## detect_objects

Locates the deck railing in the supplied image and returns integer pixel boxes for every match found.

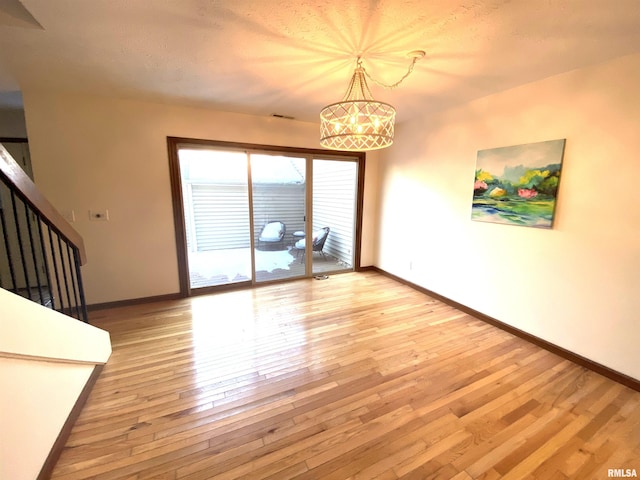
[0,144,88,322]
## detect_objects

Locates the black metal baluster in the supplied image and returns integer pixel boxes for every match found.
[0,202,18,292]
[47,227,65,313]
[65,242,81,320]
[57,233,73,314]
[72,247,89,322]
[10,191,32,300]
[25,208,45,305]
[37,219,55,310]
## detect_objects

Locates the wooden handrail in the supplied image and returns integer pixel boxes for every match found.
[0,144,86,264]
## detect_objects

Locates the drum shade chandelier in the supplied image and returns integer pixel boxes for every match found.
[320,51,425,151]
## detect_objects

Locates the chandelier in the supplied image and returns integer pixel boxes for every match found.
[320,51,424,151]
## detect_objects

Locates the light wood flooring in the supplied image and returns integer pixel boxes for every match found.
[51,271,640,479]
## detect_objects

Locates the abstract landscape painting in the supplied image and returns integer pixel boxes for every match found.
[471,139,566,228]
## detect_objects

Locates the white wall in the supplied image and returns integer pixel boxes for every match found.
[0,289,111,480]
[377,53,640,381]
[22,93,377,304]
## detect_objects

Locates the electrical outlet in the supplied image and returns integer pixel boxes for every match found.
[89,209,109,221]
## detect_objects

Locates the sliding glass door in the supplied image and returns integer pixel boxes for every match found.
[169,138,364,295]
[312,159,358,275]
[178,148,252,289]
[251,153,306,282]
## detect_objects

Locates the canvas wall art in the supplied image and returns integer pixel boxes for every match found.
[471,139,566,228]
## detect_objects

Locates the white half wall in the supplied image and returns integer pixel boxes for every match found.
[377,53,640,381]
[0,288,111,362]
[0,289,111,480]
[21,93,377,304]
[0,358,95,480]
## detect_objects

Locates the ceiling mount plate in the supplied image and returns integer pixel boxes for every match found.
[407,50,426,59]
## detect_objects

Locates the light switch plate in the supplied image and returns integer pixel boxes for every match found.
[64,210,76,223]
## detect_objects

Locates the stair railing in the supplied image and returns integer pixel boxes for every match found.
[0,144,88,322]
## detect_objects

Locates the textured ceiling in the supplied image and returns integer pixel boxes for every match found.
[1,0,639,122]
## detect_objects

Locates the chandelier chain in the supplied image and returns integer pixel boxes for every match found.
[360,56,420,90]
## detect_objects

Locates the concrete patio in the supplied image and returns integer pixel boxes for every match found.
[188,246,351,288]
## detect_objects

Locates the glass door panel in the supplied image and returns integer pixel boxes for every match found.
[312,159,357,275]
[178,148,252,289]
[250,154,306,282]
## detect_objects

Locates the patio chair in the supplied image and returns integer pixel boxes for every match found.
[294,227,330,260]
[258,221,286,250]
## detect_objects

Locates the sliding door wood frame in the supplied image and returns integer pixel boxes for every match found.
[167,136,366,297]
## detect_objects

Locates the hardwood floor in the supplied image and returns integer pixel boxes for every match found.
[51,272,640,479]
